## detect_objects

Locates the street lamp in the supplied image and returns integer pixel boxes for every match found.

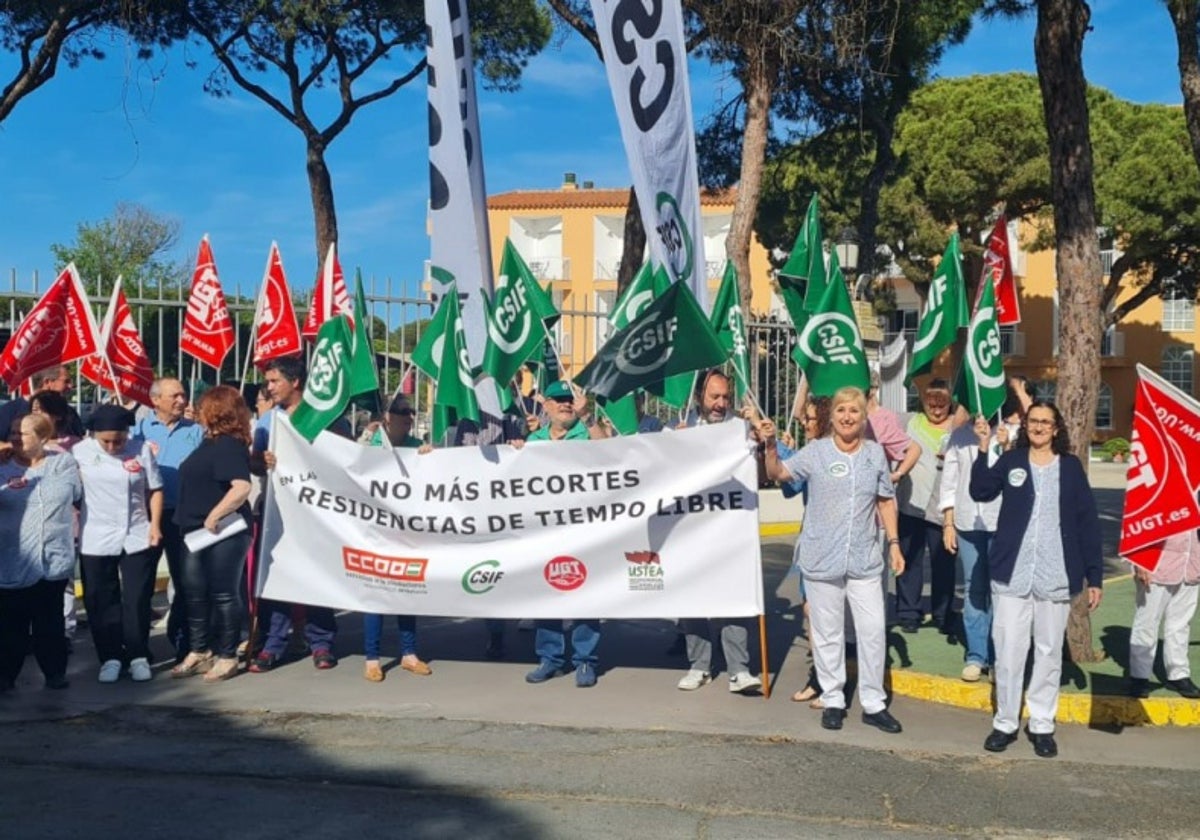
[835,226,859,275]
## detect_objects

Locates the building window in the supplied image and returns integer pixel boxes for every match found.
[1095,382,1113,430]
[1162,346,1195,393]
[1162,292,1196,333]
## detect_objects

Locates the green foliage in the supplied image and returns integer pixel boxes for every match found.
[759,72,1200,317]
[50,202,186,297]
[1100,436,1130,457]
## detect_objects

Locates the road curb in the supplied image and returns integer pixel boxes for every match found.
[888,668,1200,727]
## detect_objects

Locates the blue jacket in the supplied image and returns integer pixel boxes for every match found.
[969,448,1103,596]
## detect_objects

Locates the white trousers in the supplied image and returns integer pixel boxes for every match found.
[1129,581,1199,681]
[991,591,1070,735]
[807,576,888,714]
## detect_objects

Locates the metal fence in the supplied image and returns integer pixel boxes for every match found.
[2,268,804,438]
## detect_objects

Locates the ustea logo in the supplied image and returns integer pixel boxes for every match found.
[343,547,427,583]
[544,555,587,591]
[625,550,663,592]
[462,560,505,594]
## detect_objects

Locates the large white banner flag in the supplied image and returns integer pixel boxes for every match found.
[425,0,494,371]
[259,418,763,618]
[591,0,708,310]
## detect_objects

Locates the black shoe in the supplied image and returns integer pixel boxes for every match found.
[44,674,69,690]
[484,634,505,660]
[1028,730,1058,758]
[861,709,902,734]
[1128,678,1151,698]
[820,707,846,730]
[1164,677,1200,699]
[983,728,1018,752]
[899,621,919,634]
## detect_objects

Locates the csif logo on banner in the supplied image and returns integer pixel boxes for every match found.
[462,560,505,594]
[797,313,862,367]
[488,278,531,353]
[654,191,694,284]
[304,335,347,412]
[615,313,677,375]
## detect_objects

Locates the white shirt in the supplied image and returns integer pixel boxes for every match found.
[939,423,1002,532]
[76,437,163,556]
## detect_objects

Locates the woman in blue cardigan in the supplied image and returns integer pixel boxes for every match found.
[969,400,1103,758]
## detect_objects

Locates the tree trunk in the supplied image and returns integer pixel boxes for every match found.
[616,187,646,301]
[858,120,896,286]
[1034,0,1106,663]
[0,12,72,124]
[1168,0,1200,177]
[307,136,339,269]
[726,53,773,316]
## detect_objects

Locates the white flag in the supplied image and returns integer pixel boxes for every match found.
[590,0,708,310]
[425,0,494,369]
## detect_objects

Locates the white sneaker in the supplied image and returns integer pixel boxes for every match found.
[961,663,983,682]
[98,659,122,683]
[729,672,762,694]
[129,657,152,682]
[677,669,711,691]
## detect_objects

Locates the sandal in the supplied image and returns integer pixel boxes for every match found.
[400,656,432,676]
[203,657,239,683]
[791,686,819,703]
[170,652,212,679]
[364,660,385,683]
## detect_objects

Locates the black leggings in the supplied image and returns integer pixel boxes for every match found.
[183,532,251,659]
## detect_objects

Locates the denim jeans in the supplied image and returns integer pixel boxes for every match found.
[957,529,994,667]
[258,600,337,657]
[362,614,417,659]
[534,620,599,668]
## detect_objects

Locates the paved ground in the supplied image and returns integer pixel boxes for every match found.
[4,460,1199,838]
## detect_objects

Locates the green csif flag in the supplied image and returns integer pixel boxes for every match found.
[778,192,827,331]
[597,264,660,435]
[410,285,480,441]
[907,232,969,384]
[954,270,1007,418]
[291,314,377,443]
[793,248,870,397]
[642,266,695,409]
[709,260,750,401]
[482,239,560,387]
[350,269,381,415]
[575,280,725,404]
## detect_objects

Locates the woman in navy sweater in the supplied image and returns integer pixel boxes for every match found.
[969,400,1103,758]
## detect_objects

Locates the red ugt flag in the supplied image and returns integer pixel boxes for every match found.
[302,243,352,339]
[252,242,302,367]
[180,235,235,370]
[81,282,156,406]
[980,215,1021,326]
[1119,364,1200,571]
[0,263,101,390]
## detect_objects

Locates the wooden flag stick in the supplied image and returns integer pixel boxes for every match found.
[759,614,771,700]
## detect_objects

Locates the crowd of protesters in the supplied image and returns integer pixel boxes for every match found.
[0,362,1196,761]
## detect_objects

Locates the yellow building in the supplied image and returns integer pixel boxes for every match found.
[889,219,1199,443]
[486,175,776,375]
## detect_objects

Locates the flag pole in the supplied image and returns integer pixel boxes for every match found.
[758,614,770,700]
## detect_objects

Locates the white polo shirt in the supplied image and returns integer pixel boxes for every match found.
[76,437,163,556]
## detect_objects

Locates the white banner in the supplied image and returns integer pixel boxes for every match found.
[591,0,708,310]
[425,0,495,372]
[259,418,763,618]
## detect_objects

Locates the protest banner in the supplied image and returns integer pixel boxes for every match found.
[258,417,763,619]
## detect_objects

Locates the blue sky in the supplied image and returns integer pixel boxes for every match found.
[0,1,1182,302]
